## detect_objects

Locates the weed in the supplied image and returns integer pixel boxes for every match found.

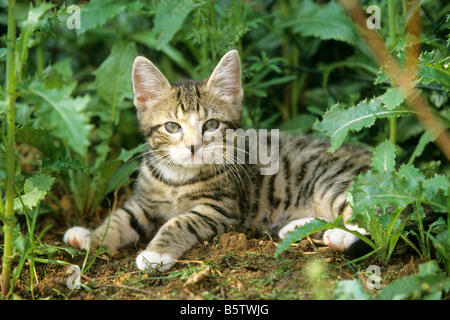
[1,0,449,300]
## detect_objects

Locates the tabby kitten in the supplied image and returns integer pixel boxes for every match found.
[64,50,371,271]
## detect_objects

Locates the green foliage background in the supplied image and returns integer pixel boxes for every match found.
[0,0,449,299]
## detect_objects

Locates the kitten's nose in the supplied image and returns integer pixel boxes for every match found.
[187,144,201,155]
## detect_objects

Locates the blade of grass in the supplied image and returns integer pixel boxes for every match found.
[8,193,47,298]
[82,199,113,274]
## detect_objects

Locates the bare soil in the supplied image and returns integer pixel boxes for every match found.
[3,209,422,301]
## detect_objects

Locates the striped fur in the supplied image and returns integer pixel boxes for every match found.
[64,50,371,271]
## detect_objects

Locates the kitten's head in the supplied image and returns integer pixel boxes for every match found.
[132,50,243,169]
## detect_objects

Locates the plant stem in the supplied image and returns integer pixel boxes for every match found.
[2,0,17,299]
[389,116,397,145]
[232,0,244,58]
[36,43,45,75]
[290,47,303,118]
[383,207,403,261]
[280,0,292,121]
[209,0,217,63]
[35,0,44,74]
[387,0,396,49]
[387,0,397,144]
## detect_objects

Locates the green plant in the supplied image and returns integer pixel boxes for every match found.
[275,0,450,298]
[1,0,449,300]
[276,0,450,267]
[348,140,449,263]
[0,1,139,297]
[1,0,57,298]
[333,260,450,300]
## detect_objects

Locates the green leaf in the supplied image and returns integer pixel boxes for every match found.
[16,123,62,159]
[154,0,198,49]
[375,261,450,300]
[427,231,450,272]
[33,244,80,257]
[349,145,449,230]
[418,51,450,91]
[351,170,446,219]
[13,174,55,211]
[131,30,194,74]
[41,58,74,89]
[279,113,316,134]
[0,48,6,62]
[42,159,89,173]
[18,2,54,30]
[74,0,126,35]
[91,41,137,168]
[16,2,54,77]
[102,144,146,196]
[368,212,384,246]
[422,175,450,210]
[382,87,406,110]
[103,160,140,197]
[116,144,147,163]
[253,75,297,88]
[408,130,435,164]
[423,174,450,195]
[275,217,344,257]
[313,98,410,152]
[371,140,396,173]
[25,79,92,157]
[335,261,450,300]
[332,280,371,300]
[94,41,137,109]
[398,164,426,192]
[289,0,360,45]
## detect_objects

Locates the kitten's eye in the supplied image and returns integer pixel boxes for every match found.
[203,119,219,131]
[165,122,181,133]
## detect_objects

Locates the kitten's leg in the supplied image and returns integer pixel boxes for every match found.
[64,197,154,252]
[136,204,233,271]
[278,217,315,239]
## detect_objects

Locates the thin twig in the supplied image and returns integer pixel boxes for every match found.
[306,236,329,268]
[177,259,205,266]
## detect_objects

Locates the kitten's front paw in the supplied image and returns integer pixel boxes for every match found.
[323,229,359,252]
[278,217,314,239]
[136,251,176,272]
[64,227,91,250]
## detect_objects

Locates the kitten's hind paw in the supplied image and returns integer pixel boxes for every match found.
[136,251,176,272]
[64,227,91,251]
[323,229,359,252]
[324,229,373,257]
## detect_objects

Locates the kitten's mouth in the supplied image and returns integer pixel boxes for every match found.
[187,154,203,166]
[172,153,204,167]
[170,146,224,168]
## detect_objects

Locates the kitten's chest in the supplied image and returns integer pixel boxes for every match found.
[145,182,203,217]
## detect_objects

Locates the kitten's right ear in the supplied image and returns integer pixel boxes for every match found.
[132,56,170,111]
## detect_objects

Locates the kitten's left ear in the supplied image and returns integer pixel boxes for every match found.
[206,50,243,105]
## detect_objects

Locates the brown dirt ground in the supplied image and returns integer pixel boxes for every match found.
[2,208,423,300]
